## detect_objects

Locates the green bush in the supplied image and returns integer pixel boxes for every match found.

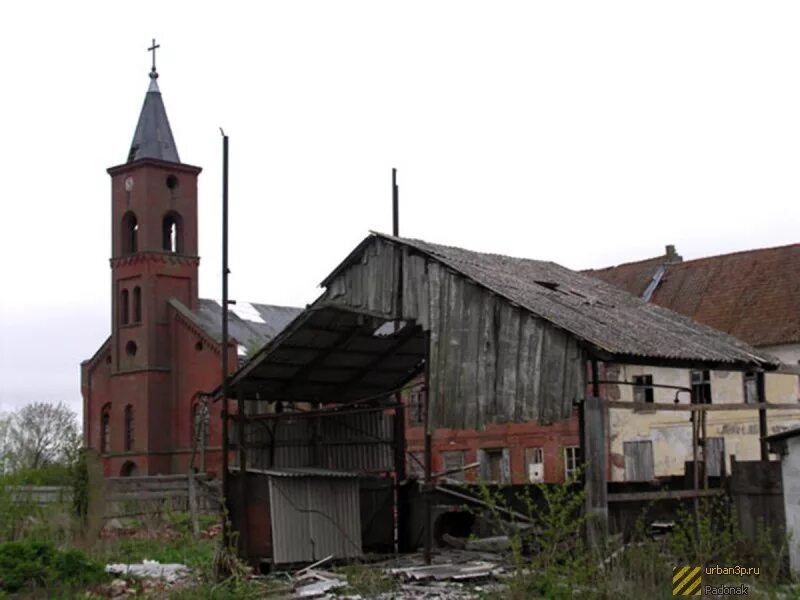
[0,540,107,593]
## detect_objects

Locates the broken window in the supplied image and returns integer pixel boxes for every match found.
[743,371,761,404]
[441,450,466,482]
[525,447,545,483]
[162,212,182,253]
[132,286,142,323]
[633,374,654,404]
[192,402,210,448]
[623,440,654,481]
[691,370,712,404]
[101,405,111,453]
[120,289,129,326]
[563,446,579,481]
[478,448,510,484]
[124,405,134,451]
[408,389,425,426]
[122,212,138,254]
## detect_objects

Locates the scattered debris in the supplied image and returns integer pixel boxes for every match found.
[105,559,191,584]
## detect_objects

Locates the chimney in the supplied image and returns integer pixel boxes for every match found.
[665,244,683,263]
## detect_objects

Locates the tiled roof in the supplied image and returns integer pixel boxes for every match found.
[586,243,800,347]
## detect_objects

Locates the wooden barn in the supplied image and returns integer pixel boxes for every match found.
[218,232,779,566]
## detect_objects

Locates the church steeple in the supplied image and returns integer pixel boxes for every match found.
[127,39,180,164]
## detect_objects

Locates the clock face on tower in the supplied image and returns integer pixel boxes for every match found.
[124,177,134,192]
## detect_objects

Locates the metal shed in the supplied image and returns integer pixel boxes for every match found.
[232,467,362,565]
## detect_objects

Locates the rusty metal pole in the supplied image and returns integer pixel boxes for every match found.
[220,130,231,544]
[423,330,433,565]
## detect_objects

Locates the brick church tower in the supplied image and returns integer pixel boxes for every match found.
[81,49,301,477]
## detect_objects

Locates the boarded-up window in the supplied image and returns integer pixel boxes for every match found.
[624,441,654,481]
[408,451,425,479]
[478,448,510,484]
[705,437,725,477]
[563,446,579,480]
[525,447,544,483]
[441,450,466,482]
[743,372,761,405]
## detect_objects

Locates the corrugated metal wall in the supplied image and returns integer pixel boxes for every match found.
[243,408,394,473]
[269,475,362,563]
[324,237,585,430]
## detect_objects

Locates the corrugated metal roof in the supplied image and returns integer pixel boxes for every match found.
[127,73,180,163]
[324,233,778,368]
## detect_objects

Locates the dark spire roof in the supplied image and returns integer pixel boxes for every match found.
[127,69,180,164]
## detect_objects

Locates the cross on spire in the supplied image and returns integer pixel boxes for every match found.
[148,38,160,79]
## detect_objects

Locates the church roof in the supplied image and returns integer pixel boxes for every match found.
[127,73,180,163]
[189,299,302,360]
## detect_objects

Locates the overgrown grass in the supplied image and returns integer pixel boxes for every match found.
[337,563,397,596]
[469,472,794,600]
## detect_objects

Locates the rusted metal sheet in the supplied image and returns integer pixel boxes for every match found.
[267,470,362,564]
[323,237,586,429]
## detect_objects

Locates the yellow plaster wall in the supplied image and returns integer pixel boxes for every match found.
[608,355,800,482]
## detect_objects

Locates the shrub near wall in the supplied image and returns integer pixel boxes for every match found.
[0,540,108,594]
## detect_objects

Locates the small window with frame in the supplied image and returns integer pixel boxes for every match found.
[633,374,654,409]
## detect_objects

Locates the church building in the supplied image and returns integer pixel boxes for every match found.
[80,59,299,477]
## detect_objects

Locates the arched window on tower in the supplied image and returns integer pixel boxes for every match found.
[101,404,111,453]
[133,287,142,323]
[162,212,183,253]
[120,289,129,325]
[122,212,138,254]
[124,404,134,451]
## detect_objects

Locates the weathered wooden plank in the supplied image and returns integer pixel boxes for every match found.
[608,488,724,503]
[527,319,545,423]
[495,303,519,423]
[477,292,497,429]
[427,262,442,432]
[539,325,566,424]
[606,401,800,412]
[583,396,608,546]
[460,280,481,430]
[448,275,467,430]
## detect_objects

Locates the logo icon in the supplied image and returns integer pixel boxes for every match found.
[673,566,702,596]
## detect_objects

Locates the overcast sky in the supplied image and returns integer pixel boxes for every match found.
[1,1,799,417]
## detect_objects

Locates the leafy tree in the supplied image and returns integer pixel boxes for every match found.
[3,402,80,472]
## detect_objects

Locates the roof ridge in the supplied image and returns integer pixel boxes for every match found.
[581,254,667,273]
[674,241,800,267]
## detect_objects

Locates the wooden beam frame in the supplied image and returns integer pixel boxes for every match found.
[605,400,800,412]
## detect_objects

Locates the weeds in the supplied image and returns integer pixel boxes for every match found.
[468,473,793,599]
[338,564,397,596]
